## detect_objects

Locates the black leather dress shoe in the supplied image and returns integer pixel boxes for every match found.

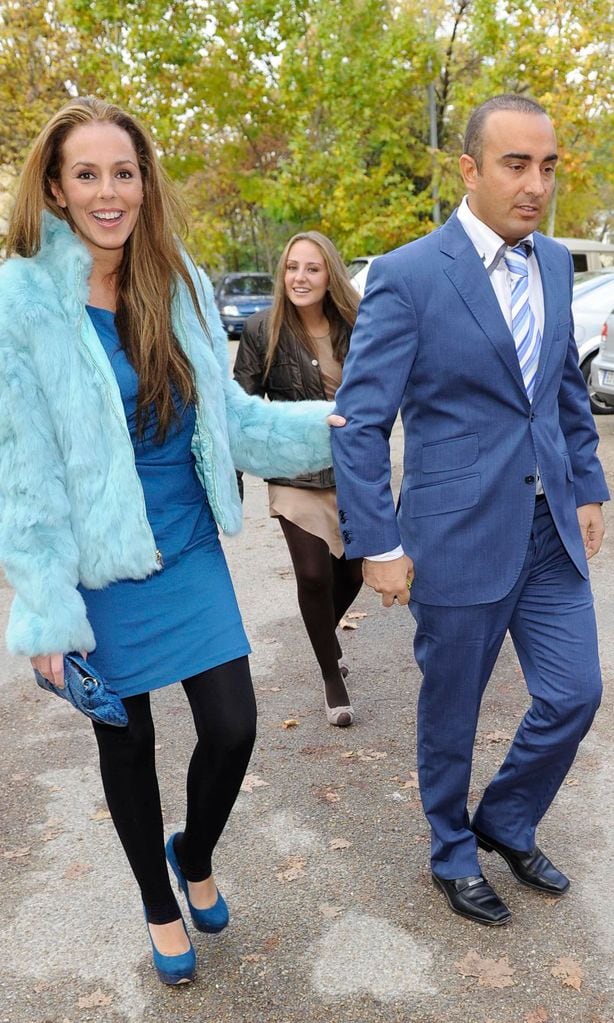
[432,873,511,926]
[473,825,570,895]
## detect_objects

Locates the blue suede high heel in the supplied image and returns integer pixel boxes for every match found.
[165,832,229,934]
[144,909,196,985]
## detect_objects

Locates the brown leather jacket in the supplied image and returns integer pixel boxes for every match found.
[234,309,347,488]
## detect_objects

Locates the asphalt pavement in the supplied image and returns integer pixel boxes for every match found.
[0,378,612,1023]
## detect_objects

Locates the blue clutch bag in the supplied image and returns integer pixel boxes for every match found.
[34,652,128,728]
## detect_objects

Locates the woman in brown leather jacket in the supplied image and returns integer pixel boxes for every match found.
[234,231,362,726]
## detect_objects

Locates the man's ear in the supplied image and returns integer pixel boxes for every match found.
[49,180,67,208]
[459,154,478,191]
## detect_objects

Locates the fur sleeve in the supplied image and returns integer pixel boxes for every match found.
[192,266,335,477]
[0,345,95,656]
[223,377,334,477]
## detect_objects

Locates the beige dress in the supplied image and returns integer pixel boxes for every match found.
[268,334,344,558]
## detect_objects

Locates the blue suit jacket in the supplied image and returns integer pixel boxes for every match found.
[332,211,610,606]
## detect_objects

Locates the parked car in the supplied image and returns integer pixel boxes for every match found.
[572,270,614,414]
[214,272,274,339]
[556,237,614,273]
[347,255,379,297]
[588,305,614,410]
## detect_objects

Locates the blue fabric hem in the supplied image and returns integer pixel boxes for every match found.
[117,642,252,698]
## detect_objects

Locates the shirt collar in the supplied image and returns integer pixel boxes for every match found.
[457,196,534,272]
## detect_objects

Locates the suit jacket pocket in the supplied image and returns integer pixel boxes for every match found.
[421,433,479,473]
[408,474,480,518]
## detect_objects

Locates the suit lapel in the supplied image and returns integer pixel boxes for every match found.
[440,214,528,401]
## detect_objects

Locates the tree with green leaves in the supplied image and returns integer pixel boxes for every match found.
[1,0,612,266]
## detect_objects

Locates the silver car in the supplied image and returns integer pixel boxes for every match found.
[589,305,614,410]
[572,270,614,414]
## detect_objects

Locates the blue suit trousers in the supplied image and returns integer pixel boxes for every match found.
[410,497,602,878]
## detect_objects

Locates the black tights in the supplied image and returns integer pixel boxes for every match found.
[278,517,363,703]
[92,656,256,924]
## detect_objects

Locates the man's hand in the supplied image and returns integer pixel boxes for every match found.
[577,503,605,559]
[363,555,414,607]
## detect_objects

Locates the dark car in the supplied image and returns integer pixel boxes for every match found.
[214,272,274,339]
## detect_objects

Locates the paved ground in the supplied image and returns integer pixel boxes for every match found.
[0,374,612,1023]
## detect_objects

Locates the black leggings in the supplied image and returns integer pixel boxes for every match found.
[92,656,256,924]
[278,516,363,685]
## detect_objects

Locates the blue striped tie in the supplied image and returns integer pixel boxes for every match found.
[504,243,541,401]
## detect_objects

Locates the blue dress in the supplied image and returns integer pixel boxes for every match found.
[78,307,250,697]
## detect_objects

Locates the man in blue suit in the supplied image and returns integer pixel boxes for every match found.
[332,95,609,926]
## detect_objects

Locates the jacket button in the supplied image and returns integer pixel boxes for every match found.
[339,511,347,523]
[524,475,535,484]
[343,529,352,543]
[311,358,319,366]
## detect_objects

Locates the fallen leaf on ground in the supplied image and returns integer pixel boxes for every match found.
[329,838,351,850]
[282,718,299,729]
[565,777,580,787]
[339,617,358,630]
[315,786,341,804]
[90,807,112,822]
[257,685,281,693]
[484,730,512,744]
[392,772,419,789]
[3,846,31,860]
[241,773,269,793]
[64,862,93,880]
[276,855,306,882]
[358,749,388,761]
[455,949,515,989]
[524,1009,551,1023]
[319,903,343,918]
[345,611,368,620]
[551,957,583,990]
[77,989,113,1008]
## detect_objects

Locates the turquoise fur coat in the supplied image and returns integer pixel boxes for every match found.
[0,214,334,657]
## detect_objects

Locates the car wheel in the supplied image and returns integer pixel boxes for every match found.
[581,355,614,415]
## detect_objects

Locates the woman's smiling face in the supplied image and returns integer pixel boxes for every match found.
[284,239,330,312]
[51,121,144,262]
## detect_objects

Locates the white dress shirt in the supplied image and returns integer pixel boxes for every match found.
[369,197,544,562]
[456,195,544,339]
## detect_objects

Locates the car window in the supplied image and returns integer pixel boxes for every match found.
[222,275,273,296]
[572,253,588,273]
[346,259,369,281]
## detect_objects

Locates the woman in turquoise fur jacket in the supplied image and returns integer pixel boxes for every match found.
[0,97,343,985]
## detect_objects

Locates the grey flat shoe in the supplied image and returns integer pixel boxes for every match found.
[324,691,354,727]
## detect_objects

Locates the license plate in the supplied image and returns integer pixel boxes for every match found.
[604,371,614,385]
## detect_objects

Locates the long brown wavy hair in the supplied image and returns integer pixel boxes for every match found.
[264,231,359,377]
[7,96,201,441]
